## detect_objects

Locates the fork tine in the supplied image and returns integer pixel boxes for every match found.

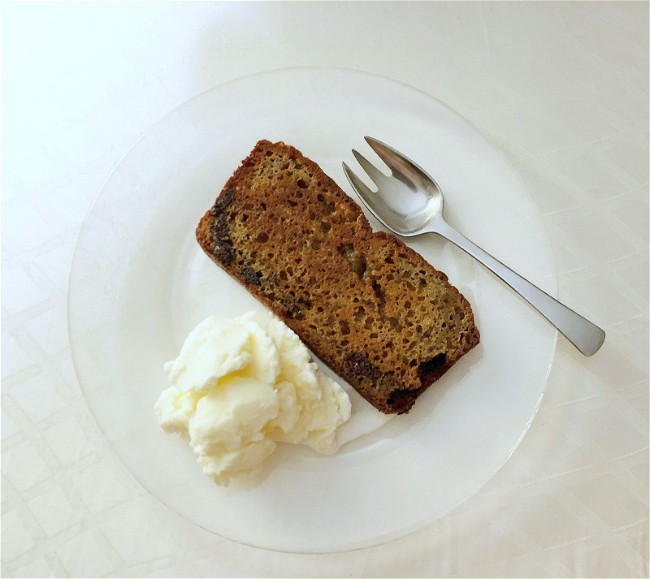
[364,136,421,188]
[342,162,390,228]
[364,136,404,169]
[352,149,389,186]
[342,162,375,199]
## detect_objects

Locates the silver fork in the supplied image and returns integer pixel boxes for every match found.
[343,137,605,357]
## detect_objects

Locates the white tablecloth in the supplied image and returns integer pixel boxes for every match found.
[2,2,648,577]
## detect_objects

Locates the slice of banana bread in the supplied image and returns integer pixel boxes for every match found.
[196,140,479,414]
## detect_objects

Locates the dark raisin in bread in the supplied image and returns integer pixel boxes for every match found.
[196,140,480,414]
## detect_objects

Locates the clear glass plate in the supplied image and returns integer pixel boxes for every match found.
[68,68,557,553]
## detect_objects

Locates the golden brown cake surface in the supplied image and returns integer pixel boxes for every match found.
[196,140,480,414]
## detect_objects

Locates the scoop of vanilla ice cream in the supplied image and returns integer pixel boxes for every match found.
[155,311,351,485]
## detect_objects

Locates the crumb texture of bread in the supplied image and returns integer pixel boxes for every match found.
[196,140,480,414]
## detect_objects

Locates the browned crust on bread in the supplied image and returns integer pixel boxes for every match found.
[197,140,479,414]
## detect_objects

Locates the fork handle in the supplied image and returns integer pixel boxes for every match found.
[432,217,605,356]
